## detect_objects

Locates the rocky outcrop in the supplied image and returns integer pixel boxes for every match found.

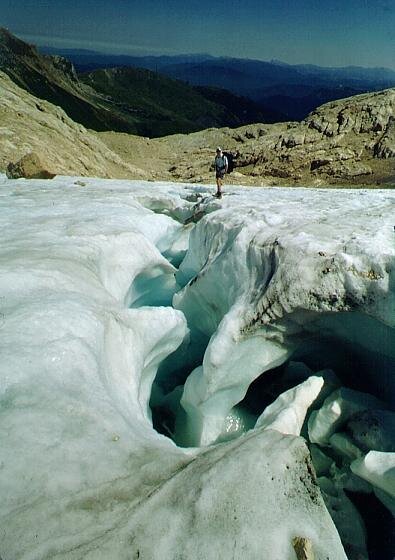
[374,116,395,159]
[234,88,395,183]
[0,28,84,95]
[293,537,315,560]
[6,152,56,179]
[131,88,394,186]
[48,54,79,83]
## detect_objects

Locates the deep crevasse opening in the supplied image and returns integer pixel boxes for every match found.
[136,198,395,560]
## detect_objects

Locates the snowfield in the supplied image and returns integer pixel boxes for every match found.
[0,174,394,560]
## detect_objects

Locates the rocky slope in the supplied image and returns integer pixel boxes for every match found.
[0,27,123,132]
[228,87,395,186]
[0,71,147,179]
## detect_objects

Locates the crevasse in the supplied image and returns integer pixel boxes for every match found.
[1,176,394,560]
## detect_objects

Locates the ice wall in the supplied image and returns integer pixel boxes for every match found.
[174,187,395,446]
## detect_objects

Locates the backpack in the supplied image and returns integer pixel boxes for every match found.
[223,151,235,173]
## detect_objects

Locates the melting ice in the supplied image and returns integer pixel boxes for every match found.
[0,174,394,560]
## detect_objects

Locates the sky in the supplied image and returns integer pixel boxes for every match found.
[1,0,395,69]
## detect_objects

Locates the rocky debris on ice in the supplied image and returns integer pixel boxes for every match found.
[292,536,315,560]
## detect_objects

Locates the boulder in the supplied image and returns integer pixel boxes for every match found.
[292,537,315,560]
[6,152,56,179]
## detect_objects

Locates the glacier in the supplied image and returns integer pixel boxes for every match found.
[0,174,394,560]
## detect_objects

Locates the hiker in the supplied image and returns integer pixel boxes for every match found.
[214,147,228,198]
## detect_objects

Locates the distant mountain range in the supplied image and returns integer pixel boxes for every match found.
[3,28,395,136]
[40,46,395,121]
[0,29,276,137]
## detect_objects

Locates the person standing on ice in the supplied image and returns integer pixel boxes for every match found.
[214,147,228,198]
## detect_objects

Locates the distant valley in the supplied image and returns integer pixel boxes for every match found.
[0,29,275,137]
[41,46,395,122]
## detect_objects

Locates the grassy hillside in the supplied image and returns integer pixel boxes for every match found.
[80,67,270,136]
[80,67,226,136]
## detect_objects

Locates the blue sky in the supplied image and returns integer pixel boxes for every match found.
[1,0,394,69]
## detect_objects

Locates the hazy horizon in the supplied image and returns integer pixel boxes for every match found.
[9,33,394,73]
[1,0,395,70]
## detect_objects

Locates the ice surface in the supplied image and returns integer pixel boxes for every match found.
[107,429,347,560]
[178,336,291,446]
[351,450,395,516]
[0,174,394,558]
[321,489,368,560]
[217,404,256,442]
[308,388,385,445]
[310,445,334,476]
[346,409,395,452]
[0,182,195,559]
[255,376,324,435]
[351,451,395,500]
[329,432,363,461]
